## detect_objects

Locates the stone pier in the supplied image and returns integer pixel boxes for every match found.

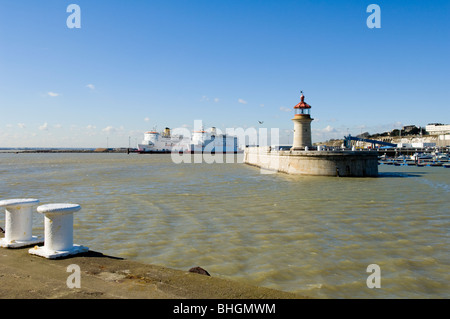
[244,147,379,177]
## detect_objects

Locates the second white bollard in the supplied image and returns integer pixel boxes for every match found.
[29,203,88,259]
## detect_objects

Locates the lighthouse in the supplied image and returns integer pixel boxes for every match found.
[244,91,378,177]
[291,91,313,150]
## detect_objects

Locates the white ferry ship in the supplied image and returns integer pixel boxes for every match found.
[137,127,241,153]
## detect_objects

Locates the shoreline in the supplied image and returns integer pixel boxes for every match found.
[0,148,132,154]
[0,235,305,299]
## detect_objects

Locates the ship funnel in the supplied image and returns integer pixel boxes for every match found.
[163,127,171,137]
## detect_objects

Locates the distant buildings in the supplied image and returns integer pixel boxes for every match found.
[425,123,450,135]
[317,123,450,148]
[425,123,450,147]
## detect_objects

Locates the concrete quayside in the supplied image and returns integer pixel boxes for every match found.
[0,233,303,299]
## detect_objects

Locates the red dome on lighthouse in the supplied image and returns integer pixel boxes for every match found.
[293,91,311,109]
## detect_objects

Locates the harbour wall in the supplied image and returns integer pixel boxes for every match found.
[244,147,379,177]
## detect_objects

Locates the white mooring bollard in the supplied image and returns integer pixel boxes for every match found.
[0,198,43,248]
[28,203,88,259]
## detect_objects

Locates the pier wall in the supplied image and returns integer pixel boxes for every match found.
[244,147,378,177]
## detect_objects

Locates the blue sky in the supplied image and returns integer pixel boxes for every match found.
[0,0,449,147]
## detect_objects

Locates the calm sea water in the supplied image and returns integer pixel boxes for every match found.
[0,152,449,298]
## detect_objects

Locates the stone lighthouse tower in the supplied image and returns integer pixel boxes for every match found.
[291,91,313,150]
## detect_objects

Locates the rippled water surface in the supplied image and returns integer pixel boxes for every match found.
[1,153,449,298]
